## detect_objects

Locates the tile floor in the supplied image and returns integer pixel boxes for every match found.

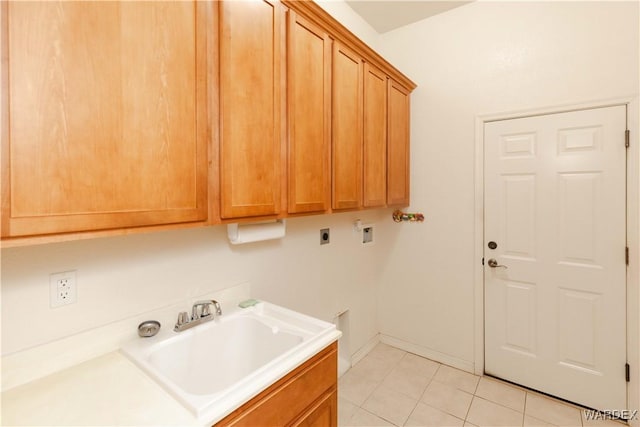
[338,343,625,427]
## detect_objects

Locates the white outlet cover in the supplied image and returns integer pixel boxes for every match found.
[50,270,77,308]
[362,225,375,245]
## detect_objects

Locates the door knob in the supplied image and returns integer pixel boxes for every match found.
[487,258,507,268]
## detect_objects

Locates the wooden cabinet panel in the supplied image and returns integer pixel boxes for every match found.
[332,42,363,210]
[219,0,284,219]
[291,389,337,427]
[2,1,208,237]
[363,62,388,208]
[387,79,410,206]
[287,12,331,214]
[2,0,415,244]
[215,342,337,427]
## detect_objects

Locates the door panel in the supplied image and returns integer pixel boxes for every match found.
[387,80,410,206]
[557,288,600,371]
[504,281,537,356]
[558,172,601,264]
[3,1,208,236]
[287,12,331,214]
[363,62,387,208]
[484,105,627,410]
[503,175,536,258]
[332,42,362,210]
[219,0,283,219]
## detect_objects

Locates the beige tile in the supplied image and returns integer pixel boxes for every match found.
[345,408,395,427]
[421,380,473,419]
[466,396,524,427]
[464,423,481,427]
[350,353,398,383]
[368,343,407,364]
[475,377,526,412]
[362,384,418,426]
[381,364,432,400]
[405,403,464,427]
[397,353,440,379]
[525,393,582,427]
[339,370,380,406]
[433,365,480,394]
[338,397,359,426]
[523,415,554,426]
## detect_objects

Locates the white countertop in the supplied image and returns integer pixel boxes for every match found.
[1,351,200,427]
[1,286,341,427]
[1,335,341,427]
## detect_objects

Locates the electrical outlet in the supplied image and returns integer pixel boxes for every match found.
[50,271,77,308]
[320,228,330,245]
[362,225,374,245]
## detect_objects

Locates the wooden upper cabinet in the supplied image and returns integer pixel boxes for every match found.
[1,1,209,238]
[2,0,416,244]
[287,11,331,214]
[387,79,411,206]
[219,0,284,219]
[331,42,363,211]
[363,62,388,208]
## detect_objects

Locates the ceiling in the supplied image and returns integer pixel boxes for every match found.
[345,1,473,33]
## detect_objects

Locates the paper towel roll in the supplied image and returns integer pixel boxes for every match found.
[227,220,286,244]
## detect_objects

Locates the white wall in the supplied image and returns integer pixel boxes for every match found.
[1,211,390,356]
[316,0,380,49]
[3,0,639,398]
[376,0,639,368]
[0,3,383,361]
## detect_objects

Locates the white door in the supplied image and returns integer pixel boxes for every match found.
[484,105,627,410]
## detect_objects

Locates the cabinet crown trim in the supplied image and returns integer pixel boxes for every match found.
[282,0,417,91]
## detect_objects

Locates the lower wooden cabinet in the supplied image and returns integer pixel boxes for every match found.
[214,342,338,427]
[290,388,337,427]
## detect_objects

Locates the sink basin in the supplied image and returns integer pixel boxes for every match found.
[148,315,303,396]
[121,301,340,424]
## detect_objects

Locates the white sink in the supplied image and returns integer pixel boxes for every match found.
[147,315,304,396]
[121,301,341,424]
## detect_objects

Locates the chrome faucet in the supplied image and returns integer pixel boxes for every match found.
[194,299,222,317]
[174,300,222,332]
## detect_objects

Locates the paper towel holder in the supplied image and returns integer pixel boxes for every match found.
[227,219,286,245]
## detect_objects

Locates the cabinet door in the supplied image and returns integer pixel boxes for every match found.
[363,63,388,208]
[215,343,337,427]
[1,1,208,237]
[387,79,410,206]
[219,0,284,219]
[287,12,331,214]
[331,42,363,211]
[290,389,337,427]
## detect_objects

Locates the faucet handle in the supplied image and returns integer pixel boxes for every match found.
[192,300,222,317]
[174,311,189,331]
[178,311,189,324]
[212,300,222,316]
[201,304,211,317]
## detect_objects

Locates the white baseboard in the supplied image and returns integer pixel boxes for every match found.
[350,333,380,366]
[379,334,475,374]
